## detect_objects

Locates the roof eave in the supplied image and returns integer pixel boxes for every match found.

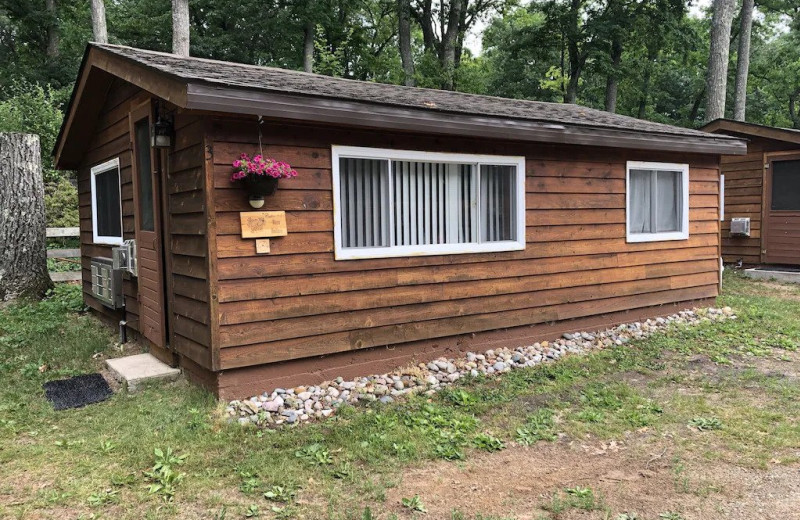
[701,118,800,146]
[187,84,747,156]
[54,44,191,170]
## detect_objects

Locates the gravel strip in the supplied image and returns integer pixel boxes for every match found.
[227,306,735,427]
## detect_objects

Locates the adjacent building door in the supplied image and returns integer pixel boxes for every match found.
[764,154,800,265]
[130,101,168,348]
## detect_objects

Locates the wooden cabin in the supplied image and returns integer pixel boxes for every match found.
[54,44,746,399]
[702,119,800,266]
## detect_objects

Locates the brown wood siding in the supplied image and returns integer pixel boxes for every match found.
[207,118,722,371]
[165,113,213,368]
[77,79,212,369]
[77,79,144,330]
[718,136,800,264]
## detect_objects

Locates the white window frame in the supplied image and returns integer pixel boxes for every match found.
[625,161,690,243]
[90,157,123,245]
[332,145,526,260]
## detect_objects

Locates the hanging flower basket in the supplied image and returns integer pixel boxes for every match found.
[231,153,298,208]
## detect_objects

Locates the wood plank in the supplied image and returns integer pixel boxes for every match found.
[46,227,80,238]
[217,236,719,300]
[218,284,720,368]
[47,248,81,258]
[218,258,721,326]
[50,271,82,282]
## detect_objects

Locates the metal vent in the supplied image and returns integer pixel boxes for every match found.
[730,217,751,238]
[90,257,124,309]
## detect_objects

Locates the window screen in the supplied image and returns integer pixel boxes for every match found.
[335,149,524,259]
[627,163,687,242]
[91,160,122,242]
[134,119,155,231]
[771,159,800,211]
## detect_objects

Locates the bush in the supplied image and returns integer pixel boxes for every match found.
[44,177,79,228]
[0,81,69,183]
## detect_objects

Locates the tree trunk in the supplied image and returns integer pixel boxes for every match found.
[0,134,53,301]
[705,0,736,122]
[564,0,583,104]
[303,19,314,73]
[441,0,464,90]
[172,0,190,57]
[733,0,754,121]
[416,0,436,55]
[398,0,415,86]
[790,87,800,130]
[604,35,623,112]
[45,0,59,58]
[91,0,108,44]
[637,44,658,119]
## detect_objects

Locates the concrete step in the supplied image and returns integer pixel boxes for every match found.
[105,353,180,391]
[744,267,800,284]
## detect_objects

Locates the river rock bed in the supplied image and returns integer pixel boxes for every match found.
[226,306,736,427]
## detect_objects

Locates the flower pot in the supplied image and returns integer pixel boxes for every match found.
[243,175,279,197]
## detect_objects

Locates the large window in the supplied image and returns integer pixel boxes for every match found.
[626,161,689,243]
[332,146,526,260]
[90,158,123,245]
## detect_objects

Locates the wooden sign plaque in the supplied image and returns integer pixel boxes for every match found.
[240,211,288,238]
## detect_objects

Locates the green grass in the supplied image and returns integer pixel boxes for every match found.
[1,272,800,518]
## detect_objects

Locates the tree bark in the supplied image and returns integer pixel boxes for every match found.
[303,19,314,73]
[91,0,108,44]
[0,134,53,301]
[441,0,464,90]
[733,0,754,121]
[705,0,736,122]
[45,0,59,58]
[564,0,584,104]
[398,0,415,86]
[172,0,190,57]
[604,35,622,112]
[637,43,659,119]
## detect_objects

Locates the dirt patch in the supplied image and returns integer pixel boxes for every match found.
[387,435,800,519]
[750,281,800,301]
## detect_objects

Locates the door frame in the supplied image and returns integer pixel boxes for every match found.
[129,99,170,350]
[762,151,800,264]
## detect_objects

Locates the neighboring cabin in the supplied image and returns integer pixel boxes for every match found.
[702,119,800,266]
[54,44,746,399]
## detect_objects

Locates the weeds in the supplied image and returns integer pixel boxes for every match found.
[142,447,186,501]
[688,417,723,431]
[401,495,427,513]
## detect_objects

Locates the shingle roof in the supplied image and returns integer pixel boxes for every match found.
[93,43,733,143]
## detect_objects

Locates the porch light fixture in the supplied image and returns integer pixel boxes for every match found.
[151,114,173,148]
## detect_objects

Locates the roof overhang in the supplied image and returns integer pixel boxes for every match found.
[55,45,747,169]
[54,46,189,169]
[701,119,800,146]
[186,83,747,156]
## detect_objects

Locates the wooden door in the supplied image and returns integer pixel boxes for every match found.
[130,101,168,347]
[764,153,800,265]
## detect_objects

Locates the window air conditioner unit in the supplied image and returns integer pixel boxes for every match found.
[730,217,751,238]
[90,257,124,309]
[113,239,138,277]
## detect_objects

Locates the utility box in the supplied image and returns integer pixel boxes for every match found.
[90,257,124,309]
[113,239,138,277]
[730,217,751,238]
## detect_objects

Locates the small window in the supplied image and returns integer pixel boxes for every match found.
[133,119,155,231]
[771,159,800,211]
[332,146,526,260]
[626,161,689,243]
[90,158,123,245]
